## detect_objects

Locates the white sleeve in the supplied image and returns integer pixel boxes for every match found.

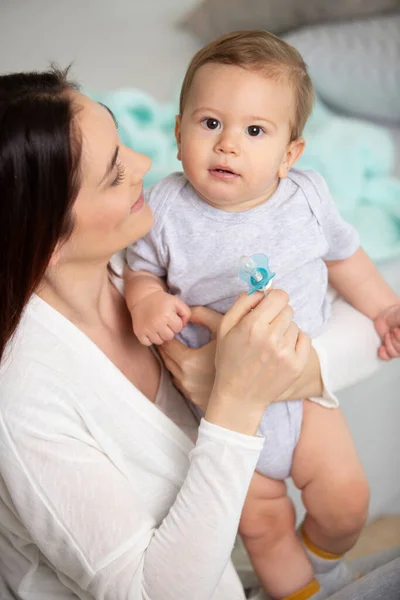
[311,296,383,406]
[304,171,360,261]
[0,399,263,600]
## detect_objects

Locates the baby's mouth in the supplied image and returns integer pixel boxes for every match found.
[209,167,240,179]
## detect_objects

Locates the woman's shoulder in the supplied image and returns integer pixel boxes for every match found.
[0,297,88,420]
[0,314,76,426]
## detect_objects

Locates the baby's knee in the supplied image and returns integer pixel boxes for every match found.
[239,494,295,548]
[320,476,370,536]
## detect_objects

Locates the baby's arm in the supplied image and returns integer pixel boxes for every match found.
[303,170,400,360]
[326,247,398,319]
[326,248,400,359]
[124,266,191,346]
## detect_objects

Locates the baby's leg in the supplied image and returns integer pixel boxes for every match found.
[292,401,370,594]
[239,472,321,599]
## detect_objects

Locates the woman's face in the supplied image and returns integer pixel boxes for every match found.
[60,92,152,263]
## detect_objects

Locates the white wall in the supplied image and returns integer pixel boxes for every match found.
[0,0,200,99]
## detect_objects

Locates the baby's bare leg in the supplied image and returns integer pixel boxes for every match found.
[292,401,369,552]
[239,472,316,598]
[291,401,370,592]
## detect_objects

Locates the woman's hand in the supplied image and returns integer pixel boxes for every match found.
[158,306,221,411]
[206,290,311,435]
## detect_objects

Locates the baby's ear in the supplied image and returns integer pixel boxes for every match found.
[174,115,182,161]
[278,138,305,178]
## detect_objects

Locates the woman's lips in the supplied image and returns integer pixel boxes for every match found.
[130,191,144,213]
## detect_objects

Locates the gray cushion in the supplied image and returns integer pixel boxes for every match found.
[181,0,400,41]
[284,15,400,122]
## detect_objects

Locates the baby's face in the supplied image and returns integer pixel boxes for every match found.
[177,63,300,212]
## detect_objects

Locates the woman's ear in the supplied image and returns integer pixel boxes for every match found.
[278,138,305,178]
[47,243,63,268]
[175,115,182,161]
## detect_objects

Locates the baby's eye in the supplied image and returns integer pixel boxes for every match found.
[246,125,264,137]
[202,118,221,130]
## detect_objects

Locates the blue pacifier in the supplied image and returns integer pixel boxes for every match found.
[238,253,275,295]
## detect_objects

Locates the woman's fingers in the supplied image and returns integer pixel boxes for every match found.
[190,306,222,340]
[294,330,312,367]
[158,344,183,379]
[281,323,311,372]
[220,289,289,340]
[219,292,264,338]
[268,304,294,340]
[282,321,299,347]
[159,337,187,363]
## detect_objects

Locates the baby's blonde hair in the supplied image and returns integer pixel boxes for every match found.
[179,30,314,141]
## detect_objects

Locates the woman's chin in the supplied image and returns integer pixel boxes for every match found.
[126,203,154,246]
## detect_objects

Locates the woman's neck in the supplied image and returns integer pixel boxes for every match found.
[38,257,161,402]
[37,258,118,329]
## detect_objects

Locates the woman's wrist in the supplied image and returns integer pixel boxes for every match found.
[277,347,323,401]
[205,389,267,436]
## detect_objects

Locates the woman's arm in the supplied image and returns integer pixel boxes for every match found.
[1,291,308,600]
[0,405,261,600]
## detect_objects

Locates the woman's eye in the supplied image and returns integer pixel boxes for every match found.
[111,162,126,186]
[247,125,264,137]
[202,118,221,130]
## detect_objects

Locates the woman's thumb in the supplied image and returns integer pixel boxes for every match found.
[190,306,222,340]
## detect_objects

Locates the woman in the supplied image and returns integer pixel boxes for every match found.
[0,67,381,600]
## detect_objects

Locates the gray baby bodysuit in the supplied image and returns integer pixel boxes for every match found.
[126,169,360,480]
[127,169,359,347]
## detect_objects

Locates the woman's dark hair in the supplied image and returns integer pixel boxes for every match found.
[0,66,82,363]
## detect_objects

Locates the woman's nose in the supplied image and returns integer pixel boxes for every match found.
[127,148,152,181]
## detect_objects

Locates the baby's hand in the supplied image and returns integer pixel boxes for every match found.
[130,291,191,346]
[374,303,400,360]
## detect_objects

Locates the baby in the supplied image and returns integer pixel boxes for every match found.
[125,31,400,600]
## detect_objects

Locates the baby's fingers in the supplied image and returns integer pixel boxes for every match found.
[383,331,400,359]
[148,331,166,346]
[388,329,400,356]
[175,298,192,327]
[378,345,390,361]
[168,313,186,334]
[137,333,153,347]
[392,327,400,345]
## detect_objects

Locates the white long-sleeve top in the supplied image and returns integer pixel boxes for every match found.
[0,252,383,600]
[0,287,264,600]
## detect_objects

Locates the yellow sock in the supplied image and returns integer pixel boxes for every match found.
[281,578,321,600]
[301,525,344,561]
[299,524,354,594]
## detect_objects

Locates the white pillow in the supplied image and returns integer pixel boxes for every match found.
[284,15,400,123]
